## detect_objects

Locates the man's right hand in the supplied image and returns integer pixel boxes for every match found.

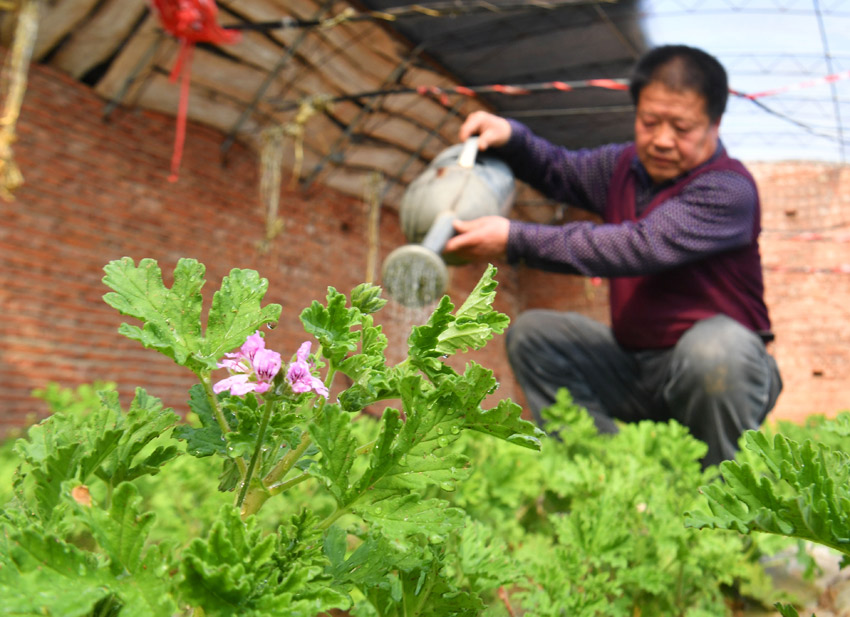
[459,111,512,151]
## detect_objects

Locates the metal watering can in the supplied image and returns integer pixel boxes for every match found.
[381,137,516,307]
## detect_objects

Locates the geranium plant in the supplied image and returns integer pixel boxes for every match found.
[0,257,543,616]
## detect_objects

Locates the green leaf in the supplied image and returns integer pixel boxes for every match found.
[97,388,180,485]
[180,507,349,616]
[350,282,388,314]
[686,429,850,558]
[438,263,510,354]
[180,506,275,610]
[0,574,111,617]
[358,494,466,548]
[452,519,520,593]
[300,287,362,365]
[103,257,205,367]
[174,384,229,457]
[103,258,281,373]
[407,265,509,370]
[203,268,283,365]
[309,404,358,504]
[82,482,155,577]
[465,398,544,450]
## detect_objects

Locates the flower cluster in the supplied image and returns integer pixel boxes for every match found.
[213,332,281,396]
[213,333,328,399]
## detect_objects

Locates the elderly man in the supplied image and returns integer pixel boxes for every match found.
[445,45,782,466]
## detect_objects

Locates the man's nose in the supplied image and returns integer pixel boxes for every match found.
[652,123,676,149]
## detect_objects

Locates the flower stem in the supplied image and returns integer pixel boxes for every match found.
[317,504,352,530]
[199,372,246,475]
[267,471,311,496]
[236,397,274,512]
[263,429,313,488]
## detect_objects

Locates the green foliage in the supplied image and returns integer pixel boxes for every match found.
[2,258,542,617]
[0,388,180,617]
[447,389,778,617]
[686,412,850,567]
[102,257,281,373]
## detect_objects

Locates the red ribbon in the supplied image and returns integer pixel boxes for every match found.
[148,0,240,181]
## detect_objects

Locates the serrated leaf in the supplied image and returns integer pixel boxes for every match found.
[0,574,111,617]
[203,268,282,365]
[103,258,281,373]
[686,428,850,558]
[358,495,465,548]
[82,482,155,577]
[309,404,357,503]
[436,264,509,355]
[454,519,520,592]
[98,388,180,485]
[456,365,543,450]
[174,384,229,457]
[181,507,348,616]
[180,507,274,609]
[407,266,509,366]
[300,287,362,365]
[407,296,456,361]
[103,257,205,367]
[350,282,388,314]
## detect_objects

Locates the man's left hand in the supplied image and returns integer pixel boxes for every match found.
[443,216,510,261]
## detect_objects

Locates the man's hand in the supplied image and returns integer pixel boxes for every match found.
[459,111,512,151]
[443,216,510,261]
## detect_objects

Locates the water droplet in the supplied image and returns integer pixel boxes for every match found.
[266,322,276,330]
[439,481,455,492]
[436,427,444,435]
[437,437,449,448]
[450,425,460,435]
[428,534,445,544]
[374,507,383,515]
[398,455,408,467]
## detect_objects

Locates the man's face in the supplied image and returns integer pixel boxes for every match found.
[634,82,720,184]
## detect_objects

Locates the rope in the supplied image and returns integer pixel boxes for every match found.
[281,95,334,186]
[221,1,613,31]
[257,124,286,253]
[0,0,40,201]
[270,77,630,112]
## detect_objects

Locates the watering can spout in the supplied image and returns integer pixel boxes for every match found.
[381,138,515,308]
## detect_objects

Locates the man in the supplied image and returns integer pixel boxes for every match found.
[444,45,782,467]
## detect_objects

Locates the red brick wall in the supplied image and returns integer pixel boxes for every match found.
[2,60,848,436]
[750,162,850,422]
[0,61,522,435]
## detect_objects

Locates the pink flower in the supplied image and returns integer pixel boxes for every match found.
[286,341,328,399]
[213,332,282,396]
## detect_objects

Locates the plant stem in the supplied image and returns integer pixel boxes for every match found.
[355,438,377,456]
[317,504,352,530]
[263,429,313,488]
[236,397,274,511]
[267,471,311,495]
[199,372,247,476]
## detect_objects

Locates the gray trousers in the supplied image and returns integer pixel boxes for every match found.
[505,311,783,467]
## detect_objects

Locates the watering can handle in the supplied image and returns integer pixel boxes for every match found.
[457,136,479,168]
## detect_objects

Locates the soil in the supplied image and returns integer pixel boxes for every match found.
[738,546,850,617]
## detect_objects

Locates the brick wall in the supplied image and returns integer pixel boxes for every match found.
[1,60,848,436]
[750,162,850,422]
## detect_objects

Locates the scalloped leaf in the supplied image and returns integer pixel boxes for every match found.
[300,287,362,365]
[103,258,281,372]
[686,430,850,557]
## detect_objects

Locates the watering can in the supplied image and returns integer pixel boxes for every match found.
[381,137,516,307]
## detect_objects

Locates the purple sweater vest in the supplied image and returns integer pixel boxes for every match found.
[607,146,771,349]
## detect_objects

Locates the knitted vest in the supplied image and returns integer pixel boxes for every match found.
[607,146,771,349]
